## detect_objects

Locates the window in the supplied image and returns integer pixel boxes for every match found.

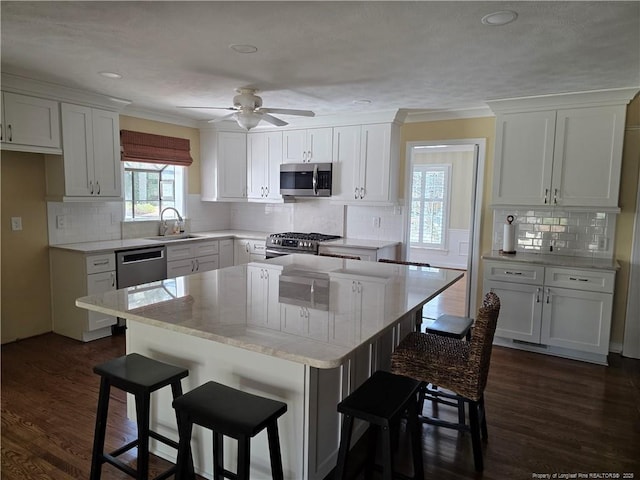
[410,164,451,249]
[123,161,185,220]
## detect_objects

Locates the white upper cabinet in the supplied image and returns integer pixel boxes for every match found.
[247,131,283,201]
[489,90,636,209]
[282,127,333,163]
[46,103,121,199]
[332,123,400,205]
[1,91,61,152]
[201,129,247,201]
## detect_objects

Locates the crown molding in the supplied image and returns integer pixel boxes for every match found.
[403,106,494,123]
[1,72,131,111]
[121,107,201,128]
[486,87,640,114]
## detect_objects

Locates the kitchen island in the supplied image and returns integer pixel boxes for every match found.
[76,254,463,480]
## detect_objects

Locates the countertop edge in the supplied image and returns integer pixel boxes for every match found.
[481,251,620,271]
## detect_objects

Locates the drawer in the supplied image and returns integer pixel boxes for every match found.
[544,267,615,293]
[86,253,115,274]
[483,261,544,285]
[250,241,266,254]
[87,313,117,331]
[194,240,219,257]
[167,244,194,261]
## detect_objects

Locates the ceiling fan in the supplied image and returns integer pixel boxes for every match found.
[179,88,315,130]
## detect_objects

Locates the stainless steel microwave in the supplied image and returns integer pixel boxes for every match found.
[280,163,332,197]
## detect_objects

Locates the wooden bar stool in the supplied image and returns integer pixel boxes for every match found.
[335,370,424,480]
[172,381,287,480]
[90,353,189,480]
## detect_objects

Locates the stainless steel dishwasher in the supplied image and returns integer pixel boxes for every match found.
[114,245,167,332]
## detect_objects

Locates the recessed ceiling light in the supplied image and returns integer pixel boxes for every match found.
[99,71,122,79]
[481,10,518,26]
[229,44,258,54]
[353,99,372,105]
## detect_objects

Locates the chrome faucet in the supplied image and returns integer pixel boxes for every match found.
[159,207,183,236]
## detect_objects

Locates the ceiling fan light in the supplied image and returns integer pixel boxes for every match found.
[236,111,261,130]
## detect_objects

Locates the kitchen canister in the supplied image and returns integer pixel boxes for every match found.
[502,215,516,254]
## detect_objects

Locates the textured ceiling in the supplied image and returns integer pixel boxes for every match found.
[1,1,639,122]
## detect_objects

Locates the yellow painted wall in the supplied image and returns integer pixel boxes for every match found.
[400,99,640,347]
[1,152,52,343]
[119,116,201,194]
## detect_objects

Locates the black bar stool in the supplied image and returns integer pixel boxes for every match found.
[172,380,287,480]
[90,353,189,480]
[335,370,424,480]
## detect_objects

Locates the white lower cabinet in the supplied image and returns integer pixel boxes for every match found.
[218,238,234,269]
[51,250,117,342]
[234,238,266,265]
[483,260,615,364]
[167,240,219,277]
[246,265,281,330]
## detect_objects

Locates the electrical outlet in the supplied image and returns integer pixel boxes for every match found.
[10,217,22,231]
[56,215,65,229]
[372,217,381,228]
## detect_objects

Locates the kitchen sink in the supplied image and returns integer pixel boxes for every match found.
[144,234,204,242]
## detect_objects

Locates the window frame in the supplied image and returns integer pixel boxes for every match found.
[122,161,186,221]
[409,163,452,250]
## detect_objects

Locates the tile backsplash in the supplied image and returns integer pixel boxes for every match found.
[492,208,616,258]
[47,201,122,245]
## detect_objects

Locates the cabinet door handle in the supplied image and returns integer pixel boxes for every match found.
[504,271,523,275]
[0,123,3,141]
[307,150,312,162]
[93,259,110,266]
[96,181,101,195]
[554,188,558,205]
[354,187,359,200]
[191,260,196,272]
[7,124,12,142]
[352,281,357,292]
[569,277,589,282]
[536,287,541,303]
[111,272,116,287]
[89,180,94,195]
[546,288,551,304]
[544,188,549,204]
[302,151,307,162]
[359,187,365,199]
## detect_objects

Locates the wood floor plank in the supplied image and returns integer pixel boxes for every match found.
[2,330,639,480]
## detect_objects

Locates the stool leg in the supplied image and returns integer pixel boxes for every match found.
[364,426,378,480]
[175,415,193,480]
[135,392,151,480]
[479,395,488,440]
[212,431,225,480]
[266,421,284,480]
[90,377,111,480]
[237,435,251,480]
[468,400,484,472]
[335,415,354,480]
[380,425,393,480]
[407,399,424,480]
[172,381,194,477]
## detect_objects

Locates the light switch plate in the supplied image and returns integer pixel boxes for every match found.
[11,217,22,231]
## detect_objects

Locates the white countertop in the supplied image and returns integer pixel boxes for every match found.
[76,254,462,368]
[50,230,271,254]
[319,238,401,250]
[482,250,620,271]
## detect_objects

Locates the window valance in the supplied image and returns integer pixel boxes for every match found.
[120,130,193,166]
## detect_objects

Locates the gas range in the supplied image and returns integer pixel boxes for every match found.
[266,232,341,257]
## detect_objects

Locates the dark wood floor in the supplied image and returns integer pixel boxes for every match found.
[2,332,639,479]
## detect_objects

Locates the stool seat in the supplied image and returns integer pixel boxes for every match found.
[425,314,473,339]
[90,353,189,480]
[173,381,287,480]
[335,371,424,480]
[173,381,287,437]
[94,353,189,391]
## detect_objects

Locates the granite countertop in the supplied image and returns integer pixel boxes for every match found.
[76,254,463,369]
[50,230,272,254]
[319,238,401,250]
[482,250,620,271]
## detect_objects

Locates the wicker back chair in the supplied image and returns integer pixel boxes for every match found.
[390,292,501,472]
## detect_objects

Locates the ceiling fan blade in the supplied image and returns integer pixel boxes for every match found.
[261,113,288,127]
[258,107,315,117]
[177,106,237,111]
[207,113,237,123]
